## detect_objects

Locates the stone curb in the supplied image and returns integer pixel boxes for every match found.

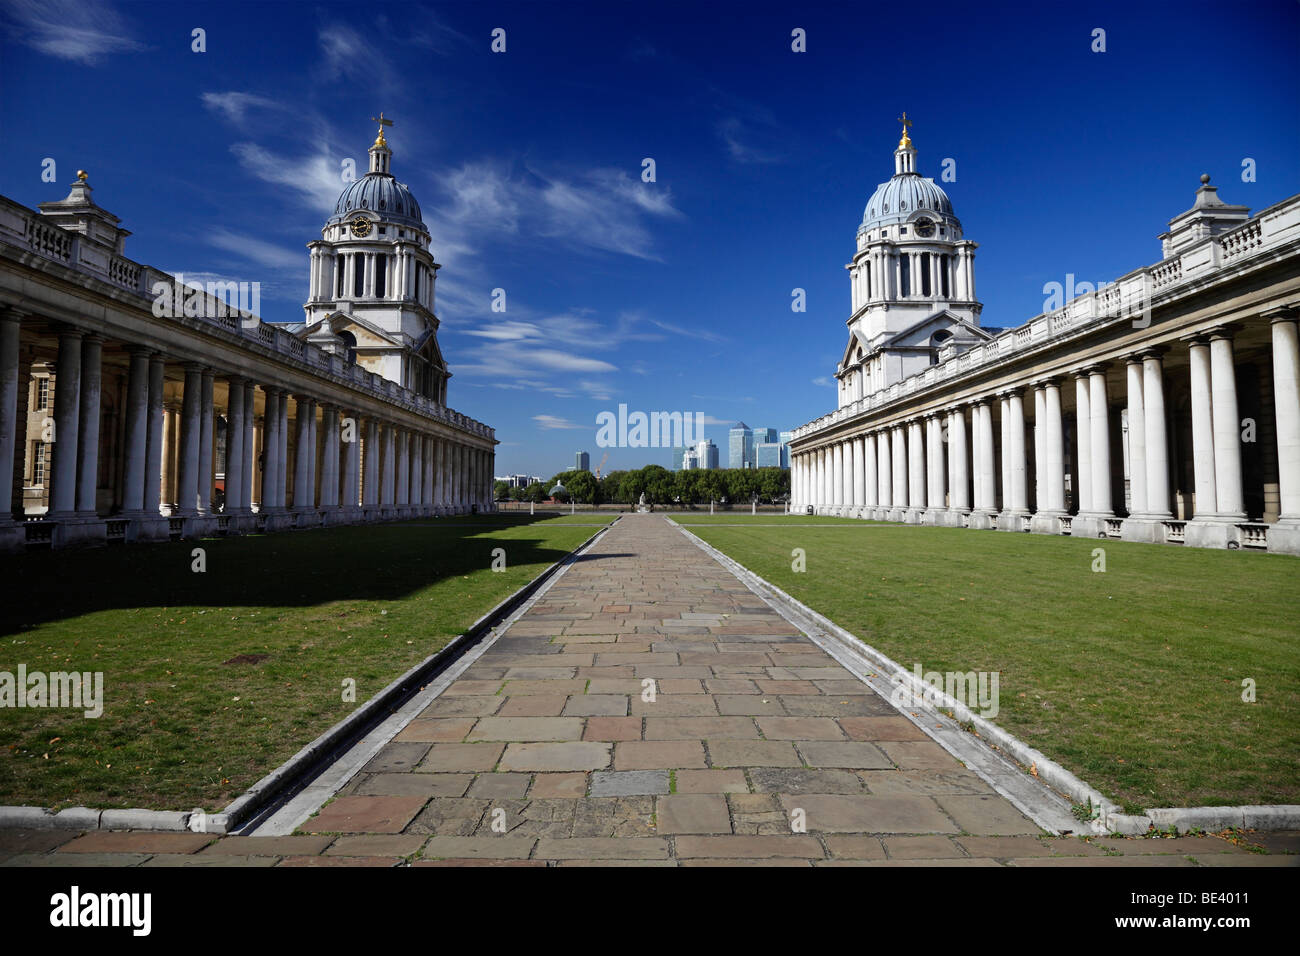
[0,517,618,835]
[672,519,1300,836]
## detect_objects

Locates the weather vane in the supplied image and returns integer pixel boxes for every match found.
[371,112,393,147]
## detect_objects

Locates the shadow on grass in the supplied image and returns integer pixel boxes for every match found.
[0,513,613,635]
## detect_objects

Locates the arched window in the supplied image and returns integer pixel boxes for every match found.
[338,330,357,364]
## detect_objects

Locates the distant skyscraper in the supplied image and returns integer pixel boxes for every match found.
[729,422,753,469]
[699,439,719,470]
[778,431,794,468]
[576,451,590,472]
[672,446,688,471]
[755,442,782,467]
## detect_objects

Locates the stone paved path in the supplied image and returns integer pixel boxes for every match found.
[3,514,1296,867]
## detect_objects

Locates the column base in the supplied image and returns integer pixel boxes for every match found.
[48,516,108,549]
[261,511,296,533]
[902,508,923,525]
[885,507,906,522]
[0,521,24,554]
[996,510,1030,532]
[1266,519,1300,555]
[221,513,259,535]
[123,514,171,543]
[920,509,944,526]
[1071,513,1117,539]
[1029,510,1066,535]
[183,515,220,538]
[1184,516,1245,550]
[968,510,996,530]
[1120,514,1172,544]
[942,509,969,528]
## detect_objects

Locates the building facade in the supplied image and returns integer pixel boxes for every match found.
[0,125,497,554]
[575,451,590,472]
[728,422,753,469]
[789,126,1300,555]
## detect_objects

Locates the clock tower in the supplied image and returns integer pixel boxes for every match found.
[301,117,449,404]
[835,116,989,408]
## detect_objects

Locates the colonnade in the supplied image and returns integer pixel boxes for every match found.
[790,313,1300,552]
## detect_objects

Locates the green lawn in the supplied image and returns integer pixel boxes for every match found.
[0,514,609,810]
[681,517,1300,812]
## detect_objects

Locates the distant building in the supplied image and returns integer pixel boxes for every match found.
[728,422,753,469]
[672,446,687,471]
[575,451,590,472]
[755,442,783,468]
[681,439,719,470]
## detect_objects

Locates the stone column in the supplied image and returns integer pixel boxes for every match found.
[0,310,22,546]
[48,327,84,517]
[363,418,379,508]
[1087,365,1114,519]
[1006,389,1028,516]
[1142,351,1172,518]
[342,410,360,511]
[121,348,151,515]
[1043,380,1066,513]
[1266,308,1300,553]
[225,377,246,514]
[396,428,410,508]
[891,425,906,515]
[278,390,291,509]
[382,425,396,507]
[423,436,434,512]
[75,334,104,516]
[831,442,844,511]
[144,351,165,515]
[975,400,996,516]
[907,420,924,519]
[240,382,255,512]
[1073,372,1092,514]
[877,429,892,508]
[410,431,424,511]
[999,394,1012,513]
[198,369,215,515]
[851,436,864,511]
[926,415,944,518]
[262,387,281,511]
[863,433,878,510]
[1126,357,1148,515]
[1032,385,1045,509]
[1187,338,1217,517]
[1209,328,1245,518]
[949,407,970,514]
[324,405,341,512]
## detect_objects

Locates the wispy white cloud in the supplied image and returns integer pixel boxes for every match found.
[229,142,345,213]
[206,228,303,271]
[533,414,586,430]
[812,376,833,387]
[2,0,145,64]
[717,117,782,165]
[201,91,282,125]
[650,319,725,343]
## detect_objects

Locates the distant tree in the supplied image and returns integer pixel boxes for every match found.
[494,479,511,502]
[524,481,546,503]
[567,470,597,504]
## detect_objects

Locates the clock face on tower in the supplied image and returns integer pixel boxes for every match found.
[350,217,373,238]
[914,217,935,238]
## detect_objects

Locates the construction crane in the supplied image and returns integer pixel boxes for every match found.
[594,452,609,479]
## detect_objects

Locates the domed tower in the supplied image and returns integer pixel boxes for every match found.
[835,115,989,408]
[302,116,449,404]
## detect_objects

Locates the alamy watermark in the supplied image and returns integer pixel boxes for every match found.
[0,665,104,718]
[595,404,706,448]
[890,663,999,719]
[151,272,260,326]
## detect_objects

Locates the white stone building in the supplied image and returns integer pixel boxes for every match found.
[0,123,497,553]
[789,123,1300,555]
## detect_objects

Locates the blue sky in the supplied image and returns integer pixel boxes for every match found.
[2,0,1297,477]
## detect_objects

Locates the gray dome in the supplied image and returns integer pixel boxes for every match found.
[328,173,424,230]
[860,173,955,232]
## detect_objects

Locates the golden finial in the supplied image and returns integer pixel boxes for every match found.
[76,170,88,182]
[370,112,393,148]
[897,112,913,149]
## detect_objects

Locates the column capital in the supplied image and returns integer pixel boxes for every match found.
[1135,345,1169,362]
[263,384,283,397]
[226,373,249,387]
[1262,303,1300,325]
[0,305,28,323]
[1032,376,1060,389]
[1207,322,1243,342]
[996,386,1023,399]
[1079,362,1109,377]
[181,361,205,374]
[53,322,85,339]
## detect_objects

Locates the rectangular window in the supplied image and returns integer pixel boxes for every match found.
[941,254,950,298]
[921,252,932,297]
[376,256,387,298]
[335,258,343,298]
[414,264,420,302]
[353,254,364,298]
[32,441,46,485]
[36,378,48,411]
[900,256,911,298]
